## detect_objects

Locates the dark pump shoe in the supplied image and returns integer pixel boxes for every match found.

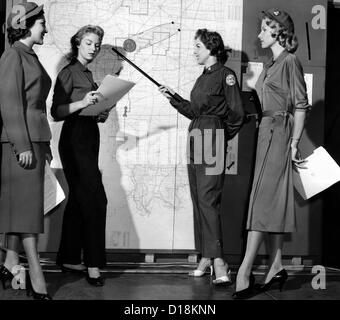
[26,272,52,300]
[86,273,104,287]
[0,265,14,290]
[232,272,256,300]
[255,269,288,292]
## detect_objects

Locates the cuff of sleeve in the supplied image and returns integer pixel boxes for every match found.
[295,105,311,112]
[170,93,182,106]
[12,143,32,156]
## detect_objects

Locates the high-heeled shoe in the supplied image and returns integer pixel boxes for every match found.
[86,272,104,287]
[256,269,288,292]
[0,265,14,290]
[188,259,213,277]
[232,272,256,300]
[212,269,232,286]
[25,272,52,300]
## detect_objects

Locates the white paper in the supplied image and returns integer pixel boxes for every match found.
[44,161,65,215]
[293,147,340,200]
[80,75,135,116]
[225,134,239,175]
[304,73,313,105]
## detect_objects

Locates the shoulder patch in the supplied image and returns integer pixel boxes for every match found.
[226,74,236,86]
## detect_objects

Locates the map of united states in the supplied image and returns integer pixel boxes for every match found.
[34,0,243,250]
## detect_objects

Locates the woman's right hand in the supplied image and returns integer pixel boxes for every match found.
[18,150,33,168]
[159,85,175,100]
[81,91,99,108]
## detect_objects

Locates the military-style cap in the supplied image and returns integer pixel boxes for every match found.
[262,8,294,33]
[7,2,44,29]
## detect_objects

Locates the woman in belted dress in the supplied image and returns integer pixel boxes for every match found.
[233,9,310,299]
[159,29,244,285]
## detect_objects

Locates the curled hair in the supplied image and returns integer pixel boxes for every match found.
[66,25,104,61]
[194,29,229,64]
[263,16,298,53]
[7,11,45,45]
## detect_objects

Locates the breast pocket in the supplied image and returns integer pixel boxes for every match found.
[208,82,224,106]
[209,82,223,95]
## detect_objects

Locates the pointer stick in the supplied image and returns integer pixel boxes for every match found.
[111,47,180,102]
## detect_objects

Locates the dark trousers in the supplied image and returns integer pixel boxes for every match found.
[187,163,225,258]
[56,118,107,268]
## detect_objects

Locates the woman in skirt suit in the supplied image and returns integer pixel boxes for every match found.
[0,2,52,300]
[233,8,310,299]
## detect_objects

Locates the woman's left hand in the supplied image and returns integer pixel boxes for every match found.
[46,149,53,164]
[96,110,110,123]
[291,146,307,169]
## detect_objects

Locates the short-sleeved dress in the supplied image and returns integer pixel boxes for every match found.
[246,50,310,233]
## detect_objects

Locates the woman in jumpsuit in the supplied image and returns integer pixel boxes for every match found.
[51,25,109,286]
[233,9,310,299]
[0,2,52,299]
[159,29,244,284]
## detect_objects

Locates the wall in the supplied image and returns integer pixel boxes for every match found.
[33,0,244,252]
[323,6,340,268]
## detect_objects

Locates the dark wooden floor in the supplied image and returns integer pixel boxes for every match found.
[1,263,339,300]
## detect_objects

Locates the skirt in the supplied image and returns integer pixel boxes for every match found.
[0,142,47,234]
[246,112,296,233]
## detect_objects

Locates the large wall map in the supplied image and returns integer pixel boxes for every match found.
[34,0,243,250]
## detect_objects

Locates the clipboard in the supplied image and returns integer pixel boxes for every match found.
[80,75,135,116]
[293,147,340,200]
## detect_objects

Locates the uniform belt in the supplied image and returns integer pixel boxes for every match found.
[262,110,292,118]
[261,110,293,127]
[195,115,221,119]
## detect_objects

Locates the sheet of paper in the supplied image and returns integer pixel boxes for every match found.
[304,73,313,105]
[80,75,136,116]
[225,134,239,175]
[44,161,65,215]
[293,147,340,200]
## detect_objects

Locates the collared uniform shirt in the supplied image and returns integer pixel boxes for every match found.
[51,59,98,119]
[170,62,244,140]
[255,50,310,113]
[0,41,52,154]
[51,59,100,151]
[170,63,244,164]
